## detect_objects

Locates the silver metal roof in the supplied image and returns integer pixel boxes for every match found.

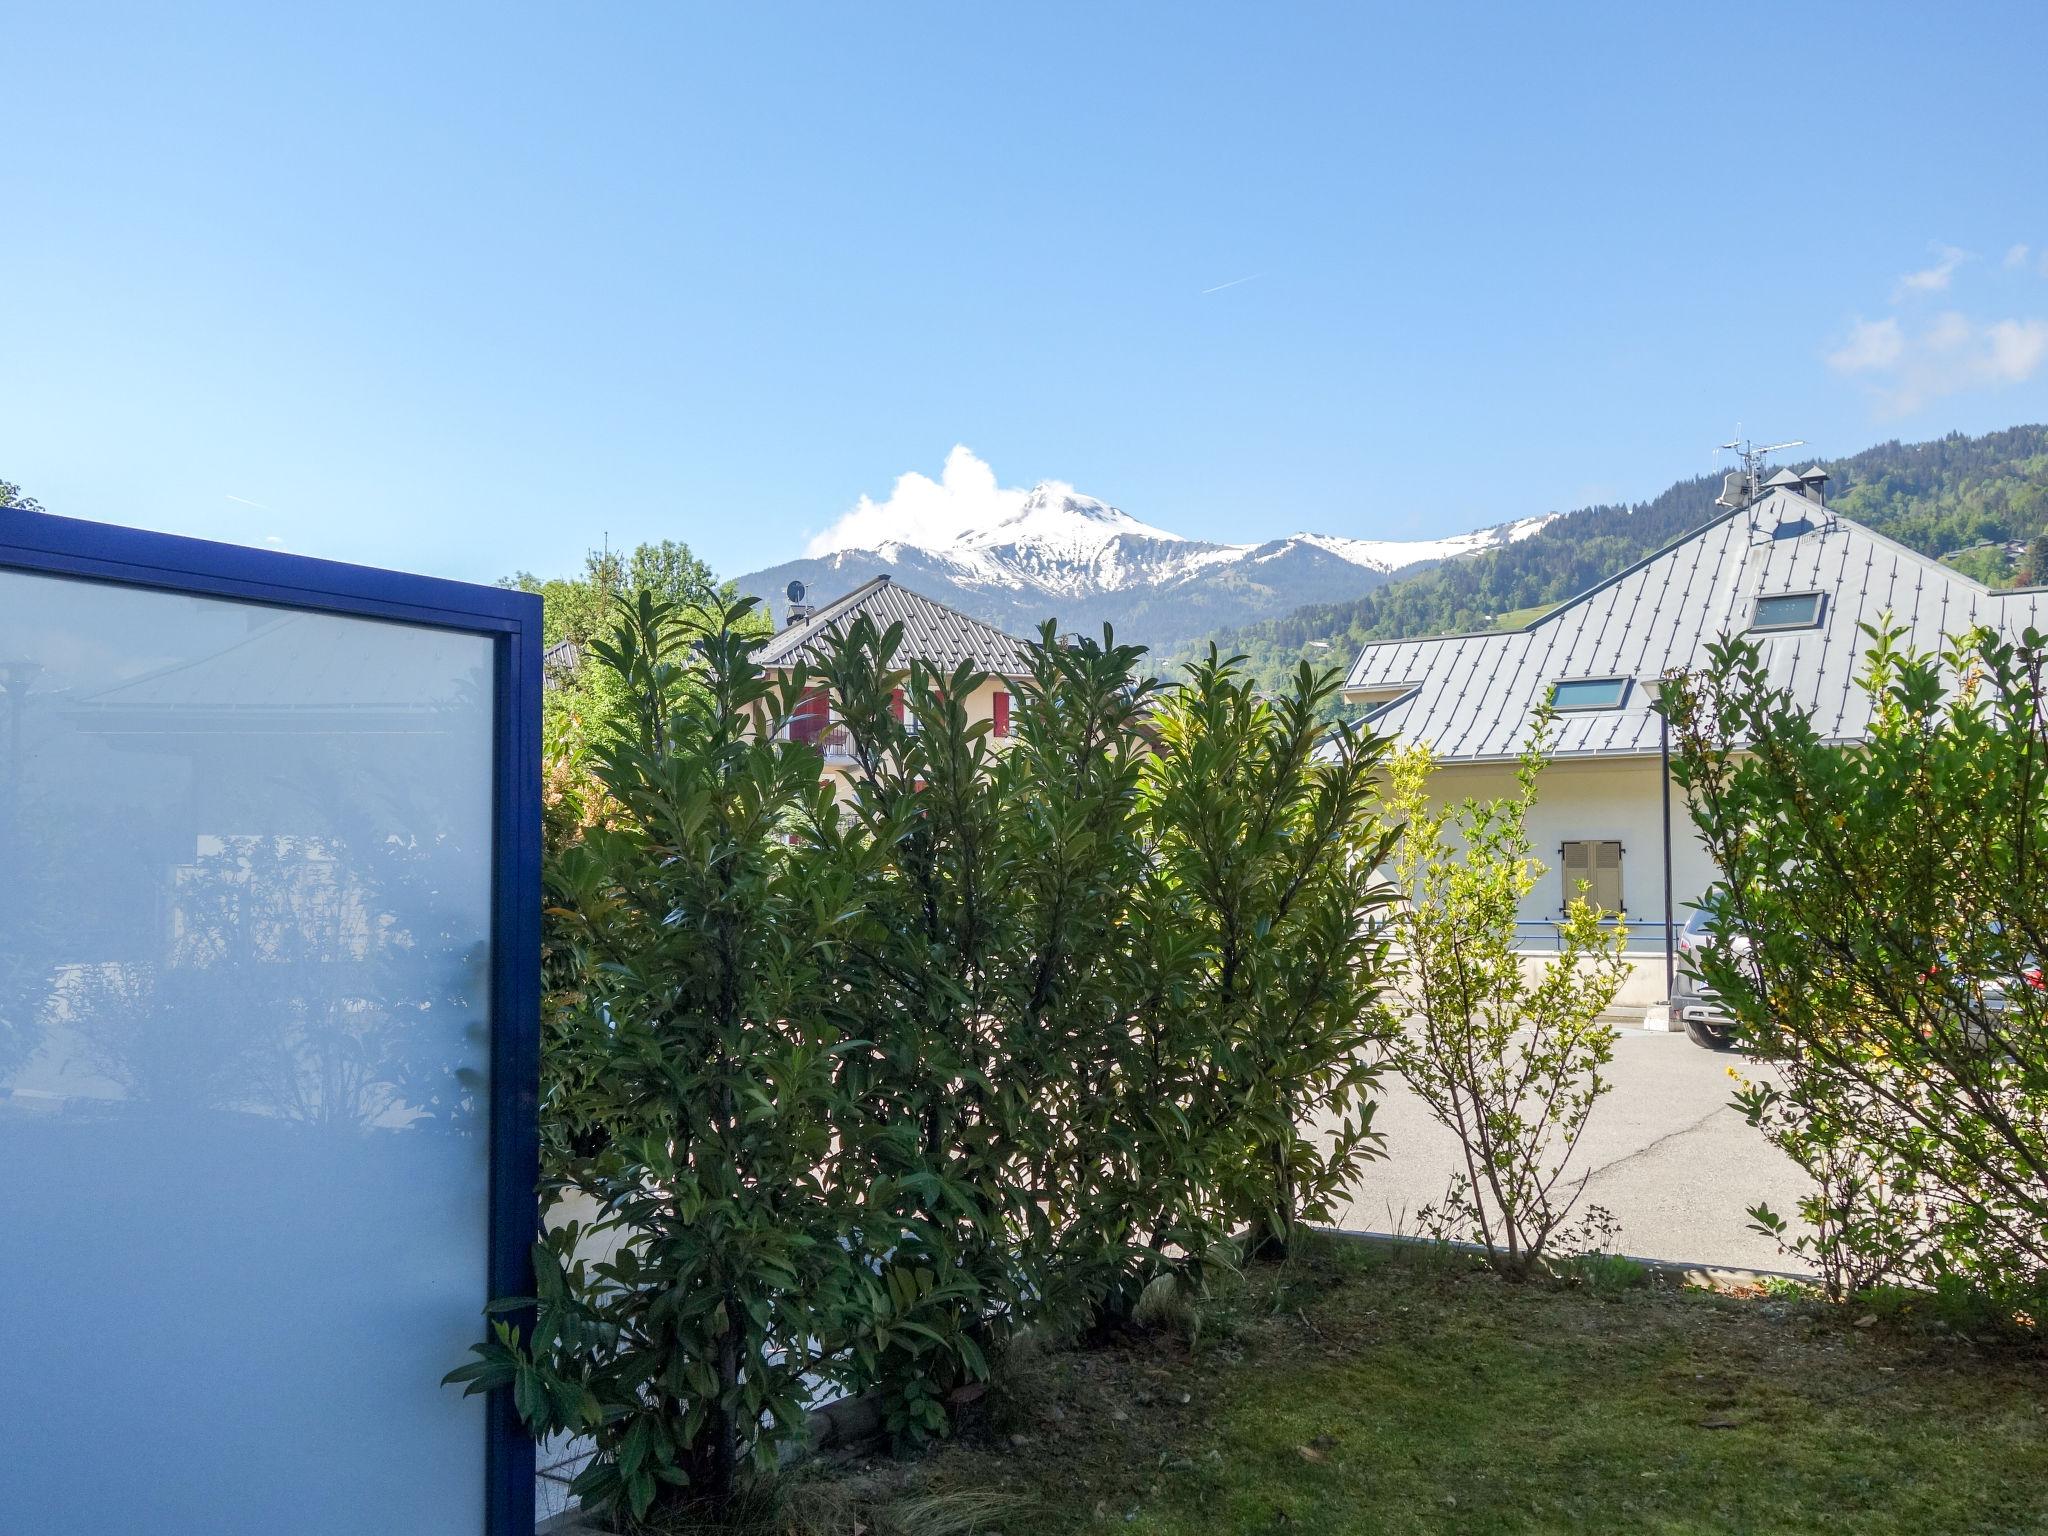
[1341,489,2048,762]
[752,574,1034,676]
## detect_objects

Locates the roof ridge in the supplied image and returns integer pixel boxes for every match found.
[753,573,1035,673]
[881,578,1044,651]
[1827,507,2021,596]
[1510,499,1754,636]
[801,572,893,627]
[1345,501,1753,680]
[1337,491,2048,765]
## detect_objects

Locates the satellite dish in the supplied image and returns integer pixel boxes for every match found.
[786,579,807,604]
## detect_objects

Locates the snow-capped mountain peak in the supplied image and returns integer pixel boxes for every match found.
[956,483,1184,555]
[1280,515,1554,573]
[759,448,1555,652]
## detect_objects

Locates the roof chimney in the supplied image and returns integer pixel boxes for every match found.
[1798,464,1829,507]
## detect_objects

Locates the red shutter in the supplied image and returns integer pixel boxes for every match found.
[891,687,905,723]
[790,688,828,745]
[993,690,1010,737]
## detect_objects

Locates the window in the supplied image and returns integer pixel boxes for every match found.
[992,689,1011,737]
[1751,591,1825,631]
[1549,677,1630,711]
[1561,839,1624,913]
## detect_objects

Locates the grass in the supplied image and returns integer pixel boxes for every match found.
[1485,604,1556,632]
[784,1234,2048,1536]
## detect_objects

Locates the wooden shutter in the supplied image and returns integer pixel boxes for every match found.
[993,690,1011,737]
[1561,840,1623,913]
[1561,841,1591,912]
[891,687,905,723]
[1592,840,1623,914]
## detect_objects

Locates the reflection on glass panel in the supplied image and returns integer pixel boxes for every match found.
[0,569,495,1535]
[1548,676,1630,711]
[1751,591,1825,631]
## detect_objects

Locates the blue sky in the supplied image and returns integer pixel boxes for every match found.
[5,2,2047,586]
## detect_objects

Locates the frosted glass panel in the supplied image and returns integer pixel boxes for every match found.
[0,570,496,1533]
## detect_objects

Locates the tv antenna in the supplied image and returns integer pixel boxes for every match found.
[1713,434,1805,511]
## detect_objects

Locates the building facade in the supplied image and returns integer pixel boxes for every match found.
[1342,475,2048,1013]
[751,574,1034,799]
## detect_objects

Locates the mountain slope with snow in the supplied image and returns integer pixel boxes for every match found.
[741,479,1552,653]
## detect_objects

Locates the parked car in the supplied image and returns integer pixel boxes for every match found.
[1671,907,1741,1051]
[1672,908,2043,1052]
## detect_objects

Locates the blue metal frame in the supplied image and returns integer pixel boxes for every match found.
[0,507,542,1536]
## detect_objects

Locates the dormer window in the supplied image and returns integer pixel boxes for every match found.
[1549,677,1630,711]
[1751,591,1825,632]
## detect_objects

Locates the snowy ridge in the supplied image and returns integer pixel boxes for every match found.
[748,470,1557,653]
[805,481,1551,596]
[1283,515,1554,572]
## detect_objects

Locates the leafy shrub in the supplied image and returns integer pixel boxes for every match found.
[1385,715,1629,1278]
[448,592,870,1517]
[1139,650,1402,1260]
[1570,1255,1650,1294]
[452,606,1403,1522]
[1665,620,2048,1325]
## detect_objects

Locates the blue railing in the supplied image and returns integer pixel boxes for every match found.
[1513,919,1675,955]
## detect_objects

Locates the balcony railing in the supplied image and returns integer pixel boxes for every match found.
[1513,918,1675,955]
[774,718,858,763]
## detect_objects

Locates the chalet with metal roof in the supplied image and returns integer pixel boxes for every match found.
[1344,486,2048,761]
[753,575,1034,788]
[753,574,1033,677]
[1341,478,2048,1028]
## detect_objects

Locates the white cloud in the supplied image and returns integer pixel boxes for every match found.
[1893,243,1968,300]
[1830,309,2048,416]
[807,445,1040,557]
[1986,317,2048,382]
[1826,317,1903,373]
[2005,243,2032,270]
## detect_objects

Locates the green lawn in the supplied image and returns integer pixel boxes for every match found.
[1484,604,1556,632]
[790,1237,2048,1536]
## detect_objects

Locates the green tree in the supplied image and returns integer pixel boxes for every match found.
[504,539,764,739]
[1141,650,1402,1259]
[2015,533,2048,588]
[455,612,1415,1517]
[1385,715,1629,1278]
[448,591,872,1518]
[1665,621,2048,1323]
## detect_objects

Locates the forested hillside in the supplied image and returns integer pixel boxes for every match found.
[1183,425,2048,692]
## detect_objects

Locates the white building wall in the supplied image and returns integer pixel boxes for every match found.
[1413,754,1719,1006]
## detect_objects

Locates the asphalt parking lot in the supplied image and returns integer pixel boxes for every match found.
[1327,1028,1816,1274]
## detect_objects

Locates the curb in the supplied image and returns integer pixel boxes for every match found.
[1320,1225,1816,1290]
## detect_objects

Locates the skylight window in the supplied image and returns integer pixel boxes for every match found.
[1549,677,1630,711]
[1751,591,1825,631]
